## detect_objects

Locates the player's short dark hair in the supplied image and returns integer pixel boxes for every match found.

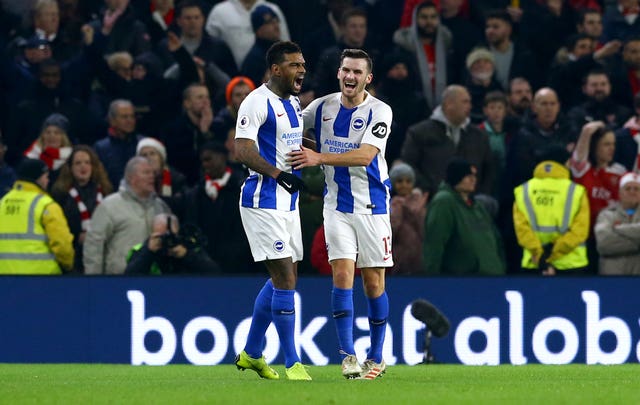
[485,9,512,26]
[340,7,367,26]
[483,90,507,107]
[266,41,302,67]
[340,48,373,73]
[175,0,203,18]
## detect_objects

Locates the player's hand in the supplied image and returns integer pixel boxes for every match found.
[276,171,305,194]
[287,145,322,169]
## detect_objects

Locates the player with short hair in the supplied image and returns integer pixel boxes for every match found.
[233,40,311,381]
[289,48,393,380]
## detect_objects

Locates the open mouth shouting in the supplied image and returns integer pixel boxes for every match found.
[293,75,304,93]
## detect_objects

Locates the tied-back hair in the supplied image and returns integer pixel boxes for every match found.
[341,48,373,73]
[266,41,302,67]
[51,145,113,196]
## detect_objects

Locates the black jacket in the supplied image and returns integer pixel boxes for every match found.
[125,241,220,275]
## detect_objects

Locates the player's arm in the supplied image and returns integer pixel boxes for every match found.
[288,143,378,169]
[235,138,281,179]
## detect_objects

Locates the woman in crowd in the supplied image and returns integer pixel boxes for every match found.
[24,113,73,188]
[569,121,627,273]
[51,145,113,272]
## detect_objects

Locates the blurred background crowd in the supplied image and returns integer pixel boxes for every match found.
[1,0,640,276]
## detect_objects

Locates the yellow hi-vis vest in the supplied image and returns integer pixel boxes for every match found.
[0,186,61,274]
[514,177,588,270]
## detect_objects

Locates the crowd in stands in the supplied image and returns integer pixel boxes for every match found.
[1,0,640,276]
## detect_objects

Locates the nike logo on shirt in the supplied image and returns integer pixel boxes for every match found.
[277,112,285,117]
[322,116,332,121]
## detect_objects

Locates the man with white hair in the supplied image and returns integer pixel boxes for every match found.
[595,172,640,275]
[84,156,170,274]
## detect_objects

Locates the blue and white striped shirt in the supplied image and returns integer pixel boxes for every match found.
[235,84,303,211]
[303,91,392,214]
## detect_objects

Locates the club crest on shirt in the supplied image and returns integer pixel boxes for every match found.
[273,240,285,252]
[371,122,388,138]
[238,115,250,129]
[351,117,366,132]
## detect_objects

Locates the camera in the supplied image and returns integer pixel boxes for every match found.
[159,217,203,254]
[160,216,183,253]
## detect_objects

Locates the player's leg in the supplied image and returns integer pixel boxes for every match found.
[355,214,392,379]
[324,210,361,378]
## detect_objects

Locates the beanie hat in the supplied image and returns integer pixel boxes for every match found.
[446,157,474,187]
[389,162,415,183]
[620,172,640,189]
[251,5,278,32]
[16,158,48,183]
[225,76,256,105]
[41,113,70,134]
[465,48,495,70]
[136,137,167,162]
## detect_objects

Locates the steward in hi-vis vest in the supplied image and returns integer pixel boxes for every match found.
[513,160,589,274]
[0,159,74,274]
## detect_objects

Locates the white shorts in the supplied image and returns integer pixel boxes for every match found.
[323,209,393,268]
[240,207,303,262]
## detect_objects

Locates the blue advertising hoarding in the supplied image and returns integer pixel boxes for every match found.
[0,276,638,365]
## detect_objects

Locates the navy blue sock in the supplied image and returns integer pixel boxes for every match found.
[244,279,274,359]
[332,287,354,357]
[272,288,300,368]
[366,291,389,363]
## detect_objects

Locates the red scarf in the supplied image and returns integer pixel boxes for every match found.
[150,3,174,25]
[205,168,232,201]
[69,186,103,231]
[160,168,172,197]
[24,141,72,170]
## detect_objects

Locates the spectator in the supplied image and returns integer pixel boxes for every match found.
[205,0,291,68]
[125,213,220,274]
[374,49,430,163]
[0,158,74,274]
[20,0,82,62]
[212,76,256,149]
[392,1,453,108]
[165,83,216,185]
[88,0,150,57]
[136,137,186,213]
[182,141,255,273]
[301,0,353,71]
[478,91,509,200]
[5,58,98,164]
[389,163,428,275]
[607,36,640,109]
[4,35,54,104]
[23,113,73,188]
[143,0,175,44]
[423,158,505,275]
[549,33,621,109]
[241,5,281,87]
[84,156,170,275]
[463,47,503,124]
[401,85,495,198]
[0,135,16,198]
[313,7,377,97]
[51,145,113,273]
[439,0,483,73]
[615,92,640,170]
[595,171,640,275]
[576,8,604,48]
[567,69,632,136]
[602,0,640,43]
[504,77,532,134]
[513,151,590,275]
[156,0,237,80]
[94,99,144,187]
[483,9,540,90]
[569,121,627,272]
[505,87,574,189]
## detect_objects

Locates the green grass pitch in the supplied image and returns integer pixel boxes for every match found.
[0,364,638,404]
